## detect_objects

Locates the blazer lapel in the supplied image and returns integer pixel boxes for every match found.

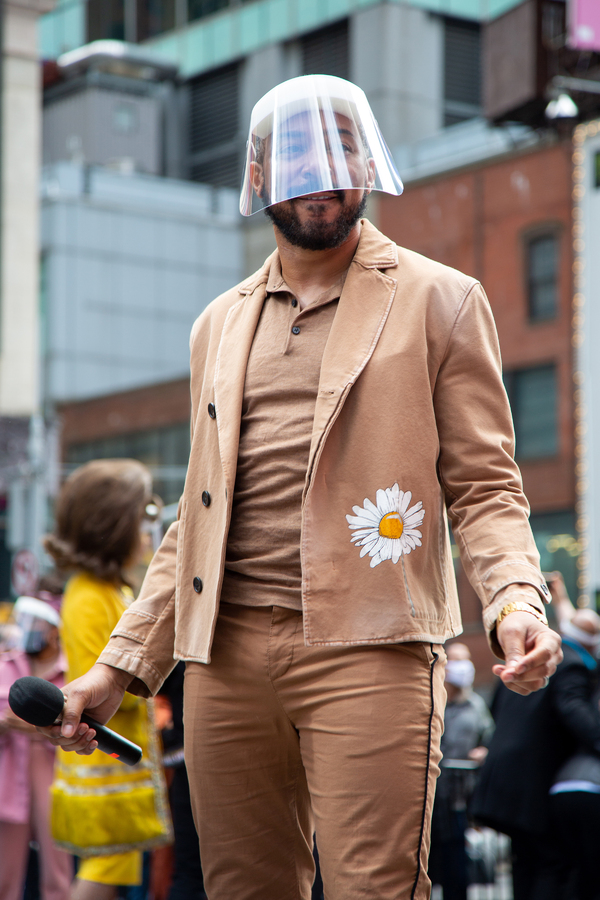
[213,275,268,496]
[308,223,398,480]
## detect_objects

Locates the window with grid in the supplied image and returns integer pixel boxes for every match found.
[87,0,126,41]
[301,20,349,80]
[503,364,558,460]
[443,17,481,127]
[66,423,190,506]
[188,62,241,188]
[527,233,559,322]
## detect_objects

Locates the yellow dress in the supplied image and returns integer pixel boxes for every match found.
[51,573,171,885]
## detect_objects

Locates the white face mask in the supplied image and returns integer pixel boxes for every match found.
[445,658,475,689]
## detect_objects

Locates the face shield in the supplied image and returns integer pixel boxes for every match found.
[240,75,404,217]
[13,596,60,655]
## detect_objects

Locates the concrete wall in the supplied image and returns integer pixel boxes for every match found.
[43,85,163,174]
[0,0,54,416]
[41,162,244,402]
[351,4,444,147]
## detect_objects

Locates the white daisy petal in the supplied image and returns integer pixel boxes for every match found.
[399,491,412,514]
[363,498,382,518]
[376,489,393,515]
[347,485,425,569]
[348,512,379,527]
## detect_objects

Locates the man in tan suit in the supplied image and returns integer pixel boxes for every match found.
[45,76,562,899]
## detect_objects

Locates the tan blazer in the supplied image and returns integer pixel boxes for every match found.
[99,221,548,694]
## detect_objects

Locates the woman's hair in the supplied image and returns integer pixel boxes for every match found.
[44,459,152,586]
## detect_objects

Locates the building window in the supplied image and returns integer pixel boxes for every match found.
[526,233,559,322]
[529,510,579,613]
[188,62,241,188]
[504,364,558,460]
[137,0,176,41]
[88,0,126,42]
[301,20,349,80]
[65,423,190,507]
[443,17,481,127]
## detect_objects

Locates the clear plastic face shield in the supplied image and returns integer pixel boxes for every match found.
[13,596,60,656]
[240,75,404,216]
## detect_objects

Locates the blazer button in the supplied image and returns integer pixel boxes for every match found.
[202,490,211,507]
[208,402,216,419]
[193,577,203,593]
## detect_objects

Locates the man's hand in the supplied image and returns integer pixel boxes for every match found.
[37,663,132,754]
[493,611,562,695]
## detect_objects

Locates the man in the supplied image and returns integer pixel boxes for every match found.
[471,590,600,900]
[43,75,561,900]
[429,643,493,900]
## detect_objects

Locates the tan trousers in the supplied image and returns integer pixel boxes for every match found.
[184,604,446,900]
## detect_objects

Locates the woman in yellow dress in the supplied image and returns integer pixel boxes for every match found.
[44,459,171,900]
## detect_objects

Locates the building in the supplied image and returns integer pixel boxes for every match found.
[377,124,576,674]
[0,0,55,602]
[41,160,243,507]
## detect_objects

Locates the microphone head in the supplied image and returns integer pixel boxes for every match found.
[8,676,64,727]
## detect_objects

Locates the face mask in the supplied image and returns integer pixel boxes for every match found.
[445,659,475,688]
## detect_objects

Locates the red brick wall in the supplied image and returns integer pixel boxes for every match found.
[378,140,574,512]
[378,140,574,682]
[58,378,191,452]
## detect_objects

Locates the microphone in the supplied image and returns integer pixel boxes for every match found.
[8,675,143,767]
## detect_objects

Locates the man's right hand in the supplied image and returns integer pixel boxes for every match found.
[39,663,132,755]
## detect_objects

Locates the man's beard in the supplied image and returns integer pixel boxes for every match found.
[264,190,367,250]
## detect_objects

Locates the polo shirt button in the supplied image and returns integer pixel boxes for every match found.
[202,490,211,507]
[208,402,216,419]
[291,298,298,308]
[193,577,203,593]
[292,325,300,335]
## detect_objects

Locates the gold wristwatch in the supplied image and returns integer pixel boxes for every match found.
[496,601,548,628]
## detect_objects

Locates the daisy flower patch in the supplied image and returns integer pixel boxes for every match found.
[346,484,425,569]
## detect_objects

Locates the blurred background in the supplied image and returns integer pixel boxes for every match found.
[0,0,599,690]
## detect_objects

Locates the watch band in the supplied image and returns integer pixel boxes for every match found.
[496,600,548,628]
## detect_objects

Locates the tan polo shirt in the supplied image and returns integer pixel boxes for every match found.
[219,255,345,611]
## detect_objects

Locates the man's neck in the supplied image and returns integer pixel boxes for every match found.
[274,221,361,310]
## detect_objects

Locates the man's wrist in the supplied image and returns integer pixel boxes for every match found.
[95,662,134,692]
[496,601,548,629]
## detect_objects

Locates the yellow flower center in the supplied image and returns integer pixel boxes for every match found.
[378,512,404,540]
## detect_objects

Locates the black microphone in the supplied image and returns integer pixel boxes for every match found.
[8,675,143,767]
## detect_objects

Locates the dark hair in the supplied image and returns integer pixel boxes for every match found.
[44,459,152,586]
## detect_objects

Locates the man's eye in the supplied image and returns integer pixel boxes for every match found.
[281,144,304,156]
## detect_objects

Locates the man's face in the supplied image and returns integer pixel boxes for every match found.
[251,111,375,250]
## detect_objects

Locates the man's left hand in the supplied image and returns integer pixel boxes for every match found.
[493,611,562,695]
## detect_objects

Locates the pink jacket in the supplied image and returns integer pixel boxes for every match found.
[0,651,66,824]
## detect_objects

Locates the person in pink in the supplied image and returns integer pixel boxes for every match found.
[0,597,73,900]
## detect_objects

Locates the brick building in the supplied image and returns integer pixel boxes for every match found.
[378,138,576,680]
